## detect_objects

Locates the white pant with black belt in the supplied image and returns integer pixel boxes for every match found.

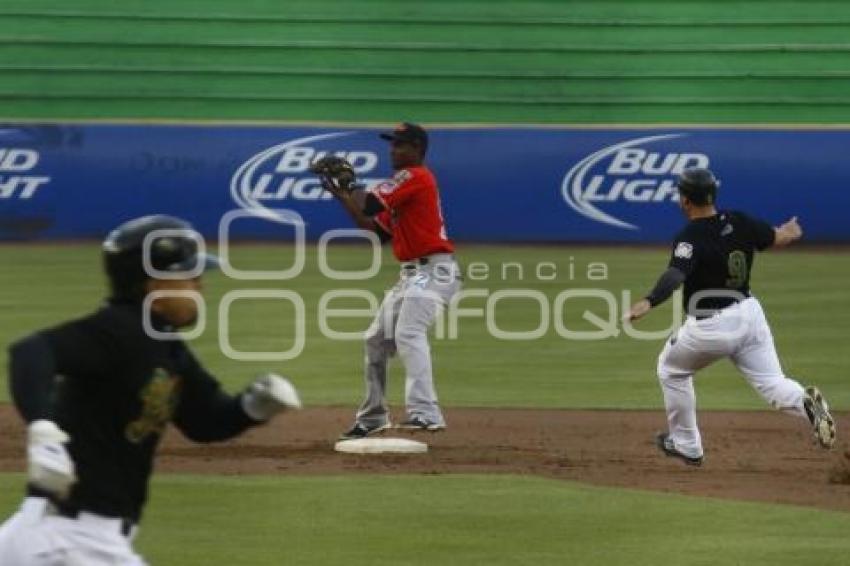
[0,497,145,565]
[356,253,461,427]
[657,297,808,458]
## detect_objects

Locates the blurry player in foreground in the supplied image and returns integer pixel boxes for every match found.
[0,215,302,565]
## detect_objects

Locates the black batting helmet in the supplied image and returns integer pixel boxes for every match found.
[102,215,218,301]
[676,167,719,206]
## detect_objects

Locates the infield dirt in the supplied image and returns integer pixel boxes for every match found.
[0,406,847,512]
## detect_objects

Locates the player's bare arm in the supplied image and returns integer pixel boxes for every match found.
[772,216,803,247]
[311,155,386,235]
[332,189,380,232]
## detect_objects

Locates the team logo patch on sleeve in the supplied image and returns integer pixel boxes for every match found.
[378,170,413,195]
[674,242,694,259]
[377,180,398,194]
[393,170,412,184]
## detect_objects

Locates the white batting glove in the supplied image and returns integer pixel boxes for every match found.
[27,420,77,500]
[241,373,302,421]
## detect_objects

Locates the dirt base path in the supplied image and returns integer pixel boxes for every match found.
[1,406,848,512]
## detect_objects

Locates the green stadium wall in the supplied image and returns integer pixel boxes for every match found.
[0,0,849,124]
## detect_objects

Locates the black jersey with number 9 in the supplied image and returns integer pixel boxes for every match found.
[668,211,775,315]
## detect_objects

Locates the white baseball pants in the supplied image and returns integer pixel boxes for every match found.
[356,254,461,427]
[0,497,146,565]
[657,297,807,458]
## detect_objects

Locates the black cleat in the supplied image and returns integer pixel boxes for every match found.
[803,386,836,449]
[397,416,446,432]
[656,433,704,467]
[338,421,391,440]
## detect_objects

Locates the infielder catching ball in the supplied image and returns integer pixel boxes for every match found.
[0,215,302,565]
[626,167,836,466]
[312,122,461,438]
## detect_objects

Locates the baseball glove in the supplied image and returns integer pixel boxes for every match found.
[310,156,356,193]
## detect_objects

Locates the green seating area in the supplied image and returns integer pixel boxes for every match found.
[0,1,848,122]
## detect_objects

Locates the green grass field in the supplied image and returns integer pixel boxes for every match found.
[1,473,849,566]
[1,243,848,564]
[0,244,847,409]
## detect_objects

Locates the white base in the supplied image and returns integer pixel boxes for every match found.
[334,437,428,455]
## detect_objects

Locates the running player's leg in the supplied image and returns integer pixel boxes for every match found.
[0,507,25,562]
[731,299,806,416]
[355,281,404,428]
[56,516,148,566]
[657,320,727,458]
[0,498,78,565]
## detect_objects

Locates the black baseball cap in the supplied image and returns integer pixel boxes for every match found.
[379,122,428,152]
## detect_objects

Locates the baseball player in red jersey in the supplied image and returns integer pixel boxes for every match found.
[317,123,461,438]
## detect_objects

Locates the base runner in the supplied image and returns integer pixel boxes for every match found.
[626,167,836,466]
[0,215,302,564]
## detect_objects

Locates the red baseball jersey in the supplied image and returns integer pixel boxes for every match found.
[369,165,455,261]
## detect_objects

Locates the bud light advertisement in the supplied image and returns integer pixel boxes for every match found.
[0,123,847,242]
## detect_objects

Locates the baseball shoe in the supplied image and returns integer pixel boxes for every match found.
[655,433,704,467]
[397,416,446,432]
[338,421,391,440]
[803,386,836,449]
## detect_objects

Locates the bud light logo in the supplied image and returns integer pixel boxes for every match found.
[231,132,383,222]
[561,134,709,230]
[0,126,53,200]
[0,148,50,199]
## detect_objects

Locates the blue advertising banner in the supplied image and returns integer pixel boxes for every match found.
[0,123,847,242]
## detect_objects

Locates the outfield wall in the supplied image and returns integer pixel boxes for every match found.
[0,122,847,243]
